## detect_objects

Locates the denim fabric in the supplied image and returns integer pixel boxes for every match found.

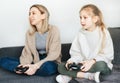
[35,54,58,76]
[0,55,58,76]
[0,57,19,72]
[35,61,58,76]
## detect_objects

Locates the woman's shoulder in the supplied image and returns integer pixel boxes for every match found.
[48,24,59,32]
[49,24,58,29]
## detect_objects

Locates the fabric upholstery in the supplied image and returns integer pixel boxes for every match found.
[0,28,120,83]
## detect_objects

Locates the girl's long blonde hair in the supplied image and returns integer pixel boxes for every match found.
[29,4,50,35]
[79,4,105,31]
[80,4,106,53]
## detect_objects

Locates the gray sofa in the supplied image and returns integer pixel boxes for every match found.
[0,28,120,83]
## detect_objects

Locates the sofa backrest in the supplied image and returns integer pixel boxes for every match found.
[0,44,71,62]
[61,43,71,62]
[0,28,120,65]
[108,28,120,65]
[0,46,23,58]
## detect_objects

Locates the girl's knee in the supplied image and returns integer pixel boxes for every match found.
[58,63,66,73]
[96,61,107,69]
[95,61,111,75]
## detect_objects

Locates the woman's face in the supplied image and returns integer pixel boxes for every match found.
[29,7,45,26]
[80,10,97,31]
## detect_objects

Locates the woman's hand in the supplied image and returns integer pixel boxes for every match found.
[81,59,96,72]
[15,64,24,74]
[23,64,39,75]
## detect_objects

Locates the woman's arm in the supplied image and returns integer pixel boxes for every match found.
[20,31,33,65]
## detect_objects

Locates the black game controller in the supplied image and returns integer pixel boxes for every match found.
[15,66,29,73]
[67,62,83,71]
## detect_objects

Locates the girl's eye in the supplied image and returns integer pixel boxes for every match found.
[80,16,82,19]
[29,12,31,16]
[80,16,87,20]
[84,17,87,19]
[29,12,36,15]
[32,12,35,15]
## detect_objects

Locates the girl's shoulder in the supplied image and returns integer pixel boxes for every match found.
[102,28,110,35]
[75,29,85,38]
[105,28,111,37]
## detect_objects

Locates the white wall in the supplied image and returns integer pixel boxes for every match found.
[0,0,120,48]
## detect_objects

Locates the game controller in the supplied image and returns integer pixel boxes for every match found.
[15,66,29,73]
[67,62,83,71]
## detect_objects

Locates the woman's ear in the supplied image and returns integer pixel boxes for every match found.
[41,13,46,19]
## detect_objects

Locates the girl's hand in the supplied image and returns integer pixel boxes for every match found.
[24,64,39,75]
[65,61,73,70]
[81,59,96,72]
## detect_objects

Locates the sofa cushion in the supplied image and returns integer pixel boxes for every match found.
[0,68,57,83]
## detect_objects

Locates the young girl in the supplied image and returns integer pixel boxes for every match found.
[56,4,114,83]
[0,4,61,76]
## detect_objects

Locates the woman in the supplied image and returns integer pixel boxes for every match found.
[0,4,61,76]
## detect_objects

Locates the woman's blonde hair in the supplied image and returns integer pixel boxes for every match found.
[80,4,106,53]
[29,4,50,35]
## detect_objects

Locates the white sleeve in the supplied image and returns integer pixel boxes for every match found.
[95,30,114,64]
[67,33,90,63]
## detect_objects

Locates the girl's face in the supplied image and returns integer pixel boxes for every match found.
[29,7,45,26]
[80,10,97,31]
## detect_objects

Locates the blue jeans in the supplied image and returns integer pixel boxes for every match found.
[35,61,58,76]
[0,57,58,76]
[0,57,19,72]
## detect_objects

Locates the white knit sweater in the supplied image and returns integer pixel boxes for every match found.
[68,27,114,70]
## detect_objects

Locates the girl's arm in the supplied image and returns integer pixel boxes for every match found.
[95,30,114,64]
[67,33,89,64]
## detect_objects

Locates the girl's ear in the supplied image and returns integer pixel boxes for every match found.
[93,16,98,23]
[41,13,46,19]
